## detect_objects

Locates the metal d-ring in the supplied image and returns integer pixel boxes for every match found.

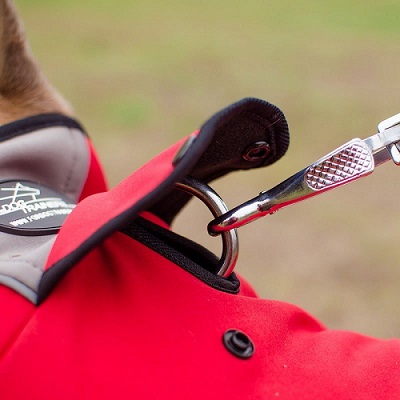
[174,177,238,277]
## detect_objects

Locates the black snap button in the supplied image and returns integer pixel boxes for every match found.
[242,141,271,161]
[223,329,255,359]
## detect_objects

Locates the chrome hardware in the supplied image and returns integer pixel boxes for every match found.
[209,113,400,234]
[377,113,400,166]
[174,177,238,277]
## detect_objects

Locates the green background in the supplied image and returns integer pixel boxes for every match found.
[17,0,400,337]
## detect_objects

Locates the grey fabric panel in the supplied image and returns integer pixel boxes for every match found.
[0,233,56,295]
[0,126,89,202]
[0,126,89,303]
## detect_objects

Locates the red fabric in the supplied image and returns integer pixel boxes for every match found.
[78,138,108,201]
[45,136,188,269]
[1,233,400,398]
[1,127,400,398]
[0,286,34,358]
[140,210,171,229]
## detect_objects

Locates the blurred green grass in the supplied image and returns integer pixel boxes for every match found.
[17,0,400,337]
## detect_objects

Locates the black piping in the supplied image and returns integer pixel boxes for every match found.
[38,98,289,303]
[0,113,86,143]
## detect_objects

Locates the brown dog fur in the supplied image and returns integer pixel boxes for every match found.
[0,0,73,124]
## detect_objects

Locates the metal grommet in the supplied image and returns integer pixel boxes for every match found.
[242,141,271,161]
[174,177,238,277]
[223,329,255,359]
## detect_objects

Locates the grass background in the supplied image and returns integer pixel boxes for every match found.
[16,0,400,337]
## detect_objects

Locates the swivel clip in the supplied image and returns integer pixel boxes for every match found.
[208,113,400,234]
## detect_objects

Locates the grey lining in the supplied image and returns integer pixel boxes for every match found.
[0,125,89,304]
[0,126,89,200]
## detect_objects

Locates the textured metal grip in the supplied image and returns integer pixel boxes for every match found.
[209,117,400,233]
[305,140,375,191]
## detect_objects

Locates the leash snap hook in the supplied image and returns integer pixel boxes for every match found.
[208,113,400,234]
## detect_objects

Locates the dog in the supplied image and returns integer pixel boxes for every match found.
[3,2,400,399]
[0,0,72,124]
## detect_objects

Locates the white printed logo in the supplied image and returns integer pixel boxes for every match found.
[0,181,76,235]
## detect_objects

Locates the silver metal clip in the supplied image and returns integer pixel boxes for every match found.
[208,113,400,235]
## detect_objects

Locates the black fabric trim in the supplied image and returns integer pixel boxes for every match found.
[37,106,219,302]
[38,100,233,303]
[121,217,240,294]
[38,98,288,303]
[0,113,87,143]
[149,97,289,224]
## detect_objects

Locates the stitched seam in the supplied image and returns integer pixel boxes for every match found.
[0,272,37,291]
[0,258,40,270]
[0,259,42,295]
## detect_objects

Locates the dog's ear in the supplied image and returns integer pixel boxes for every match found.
[0,0,73,124]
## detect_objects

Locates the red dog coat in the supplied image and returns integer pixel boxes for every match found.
[0,99,399,399]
